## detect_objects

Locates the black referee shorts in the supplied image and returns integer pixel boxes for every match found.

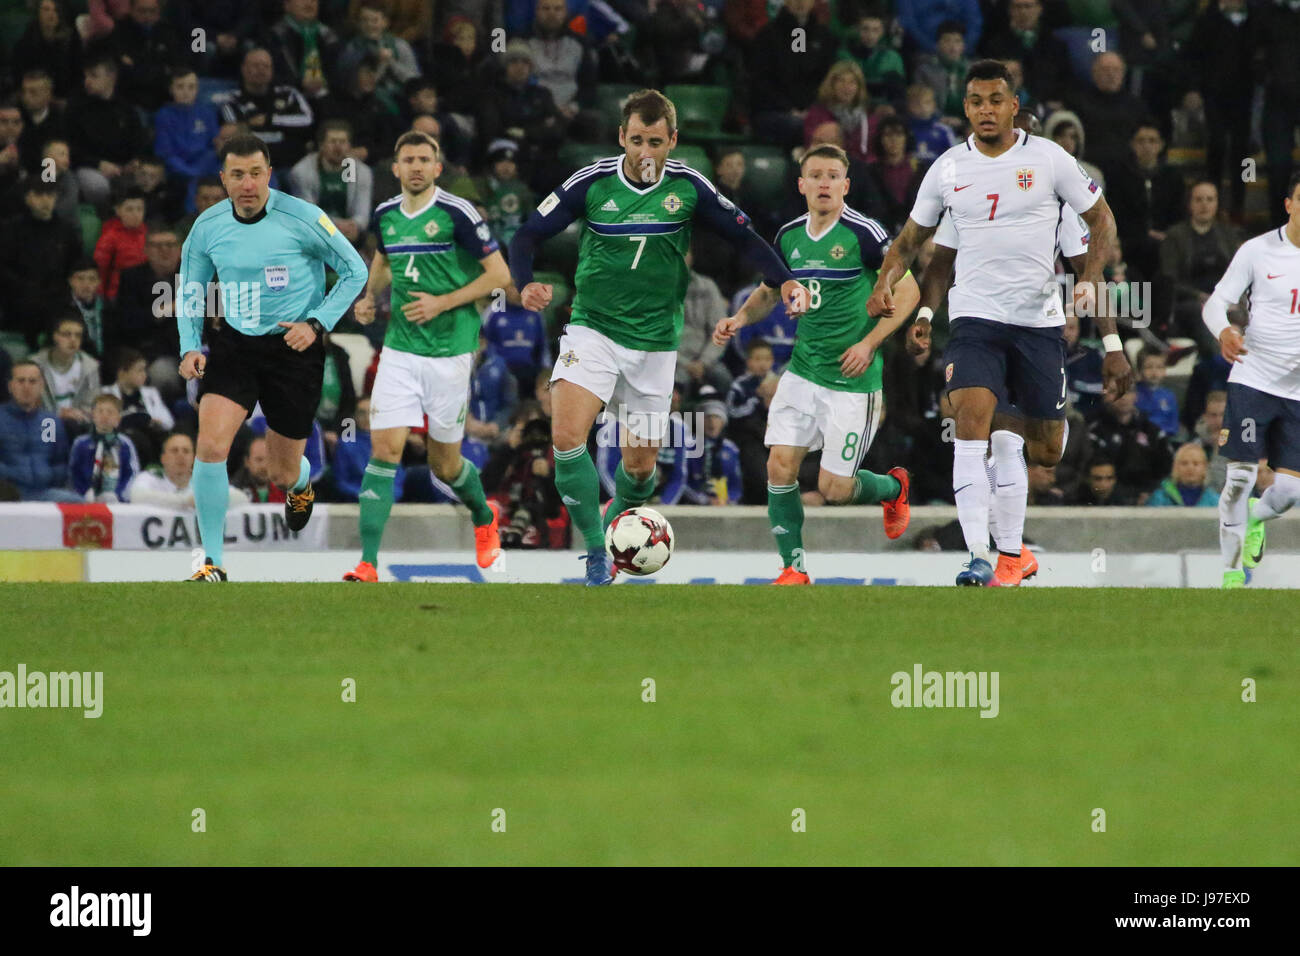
[200,322,324,440]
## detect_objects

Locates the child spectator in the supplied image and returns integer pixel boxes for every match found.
[67,259,106,359]
[104,346,174,462]
[1063,311,1104,416]
[32,313,100,427]
[904,84,957,163]
[332,397,404,502]
[464,334,519,467]
[69,392,140,502]
[153,67,221,211]
[683,387,743,505]
[93,187,147,301]
[133,155,183,223]
[1134,346,1179,437]
[914,20,968,122]
[41,138,82,228]
[1088,389,1174,502]
[727,339,779,505]
[841,9,905,107]
[1146,442,1220,508]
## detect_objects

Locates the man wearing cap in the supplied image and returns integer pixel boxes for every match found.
[683,386,744,505]
[474,139,536,247]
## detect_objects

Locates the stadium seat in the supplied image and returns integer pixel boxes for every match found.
[594,84,641,128]
[77,204,101,256]
[558,142,615,172]
[666,85,745,146]
[0,12,28,59]
[536,220,584,275]
[329,333,376,395]
[670,144,713,181]
[736,146,792,210]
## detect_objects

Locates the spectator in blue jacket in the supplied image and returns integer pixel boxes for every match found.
[905,84,959,163]
[69,393,140,501]
[597,387,691,506]
[466,334,520,446]
[683,388,743,505]
[1134,346,1179,437]
[153,68,221,213]
[481,292,552,395]
[332,397,405,502]
[0,361,79,502]
[725,282,796,377]
[898,0,982,55]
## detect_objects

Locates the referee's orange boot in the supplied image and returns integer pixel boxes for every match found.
[343,560,378,583]
[990,552,1024,587]
[882,466,911,539]
[1020,546,1039,580]
[285,482,315,532]
[772,566,812,585]
[475,501,502,568]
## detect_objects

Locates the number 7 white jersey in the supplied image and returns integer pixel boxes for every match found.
[910,130,1102,328]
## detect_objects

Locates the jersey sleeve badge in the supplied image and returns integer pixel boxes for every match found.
[538,192,560,216]
[317,213,337,236]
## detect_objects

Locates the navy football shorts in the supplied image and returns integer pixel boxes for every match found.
[943,317,1068,421]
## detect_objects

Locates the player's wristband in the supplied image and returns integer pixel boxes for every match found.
[305,318,326,337]
[1102,334,1123,353]
[916,307,934,323]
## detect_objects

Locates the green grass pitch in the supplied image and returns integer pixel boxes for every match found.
[1,584,1296,866]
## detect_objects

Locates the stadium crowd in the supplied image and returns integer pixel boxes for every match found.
[0,0,1295,538]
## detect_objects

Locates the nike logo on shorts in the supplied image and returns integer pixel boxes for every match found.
[954,483,973,495]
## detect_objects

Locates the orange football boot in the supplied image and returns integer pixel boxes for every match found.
[475,501,502,568]
[1019,546,1039,580]
[343,560,378,582]
[772,566,812,585]
[882,466,911,539]
[990,552,1023,587]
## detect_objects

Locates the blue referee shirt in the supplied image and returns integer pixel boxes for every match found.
[177,189,368,355]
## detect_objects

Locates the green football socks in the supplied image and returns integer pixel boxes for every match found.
[450,457,494,527]
[359,458,397,565]
[603,461,658,529]
[767,481,805,570]
[849,470,901,505]
[554,444,605,549]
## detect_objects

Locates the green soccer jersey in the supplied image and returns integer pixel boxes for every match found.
[773,206,892,393]
[523,156,779,352]
[371,187,501,358]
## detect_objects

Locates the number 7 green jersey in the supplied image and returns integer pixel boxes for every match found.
[511,157,794,352]
[371,186,500,358]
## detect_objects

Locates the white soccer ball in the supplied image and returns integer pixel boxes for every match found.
[605,506,674,576]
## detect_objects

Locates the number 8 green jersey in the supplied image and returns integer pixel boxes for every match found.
[371,186,501,358]
[510,157,794,352]
[771,206,892,393]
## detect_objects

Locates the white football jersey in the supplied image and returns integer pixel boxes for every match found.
[910,130,1102,327]
[1211,227,1300,401]
[933,201,1089,260]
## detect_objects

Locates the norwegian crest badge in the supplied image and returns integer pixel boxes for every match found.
[1016,168,1034,191]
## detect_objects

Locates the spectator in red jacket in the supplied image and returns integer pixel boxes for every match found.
[93,187,148,301]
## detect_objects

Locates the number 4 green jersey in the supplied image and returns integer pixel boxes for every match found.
[371,186,501,357]
[770,206,892,393]
[508,156,794,352]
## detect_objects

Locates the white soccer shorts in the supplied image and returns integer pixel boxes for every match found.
[551,324,676,441]
[368,347,473,442]
[764,370,883,477]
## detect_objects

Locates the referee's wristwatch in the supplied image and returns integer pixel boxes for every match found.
[305,318,326,338]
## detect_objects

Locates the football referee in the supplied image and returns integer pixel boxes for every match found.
[178,133,367,581]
